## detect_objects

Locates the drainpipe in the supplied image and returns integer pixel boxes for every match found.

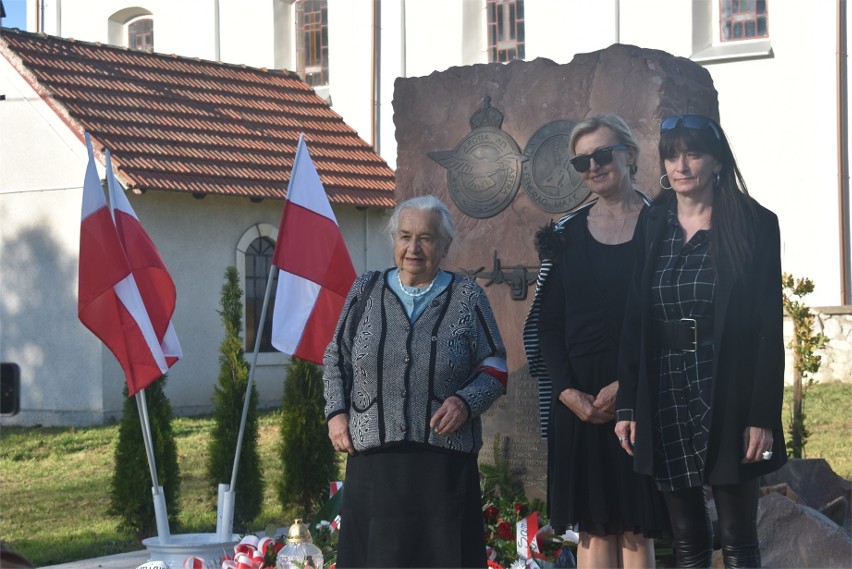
[214,0,221,60]
[838,0,850,304]
[371,0,381,154]
[614,0,620,44]
[400,0,406,78]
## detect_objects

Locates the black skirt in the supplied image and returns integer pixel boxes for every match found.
[336,445,486,568]
[548,349,670,538]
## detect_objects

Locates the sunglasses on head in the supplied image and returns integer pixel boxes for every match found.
[569,144,628,173]
[660,114,722,141]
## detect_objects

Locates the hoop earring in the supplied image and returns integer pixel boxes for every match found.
[660,174,673,190]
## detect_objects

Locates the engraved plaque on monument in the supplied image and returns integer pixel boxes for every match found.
[522,120,590,213]
[429,97,528,219]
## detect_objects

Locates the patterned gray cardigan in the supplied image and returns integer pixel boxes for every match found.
[323,270,507,455]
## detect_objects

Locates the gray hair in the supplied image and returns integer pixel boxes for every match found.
[569,113,640,177]
[386,195,455,245]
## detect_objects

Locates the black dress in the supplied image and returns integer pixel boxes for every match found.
[538,207,668,537]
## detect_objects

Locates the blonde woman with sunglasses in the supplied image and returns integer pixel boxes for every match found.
[524,114,669,569]
[615,115,786,568]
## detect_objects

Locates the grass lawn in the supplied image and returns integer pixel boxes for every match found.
[1,382,850,567]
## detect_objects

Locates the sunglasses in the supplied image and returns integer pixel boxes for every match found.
[660,114,722,141]
[569,144,628,173]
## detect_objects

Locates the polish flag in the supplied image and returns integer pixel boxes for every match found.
[271,134,356,364]
[105,149,182,369]
[78,133,180,395]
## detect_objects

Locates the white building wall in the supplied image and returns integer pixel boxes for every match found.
[11,0,851,311]
[327,1,375,145]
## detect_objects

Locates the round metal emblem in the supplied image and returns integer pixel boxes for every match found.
[429,127,527,219]
[522,120,590,213]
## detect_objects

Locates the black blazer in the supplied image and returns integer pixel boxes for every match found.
[617,193,787,484]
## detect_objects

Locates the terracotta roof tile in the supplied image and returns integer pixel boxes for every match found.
[0,29,396,207]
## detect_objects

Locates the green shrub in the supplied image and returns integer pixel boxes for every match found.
[782,273,829,458]
[277,357,338,519]
[109,375,180,539]
[207,267,264,532]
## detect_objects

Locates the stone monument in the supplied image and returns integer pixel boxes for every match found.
[393,43,718,497]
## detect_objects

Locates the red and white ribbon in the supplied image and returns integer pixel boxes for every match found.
[475,357,508,391]
[516,512,540,560]
[183,557,205,569]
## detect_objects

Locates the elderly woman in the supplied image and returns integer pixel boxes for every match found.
[524,114,668,569]
[615,114,786,568]
[324,195,508,568]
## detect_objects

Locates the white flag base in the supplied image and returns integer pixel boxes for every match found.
[151,486,171,543]
[216,483,235,542]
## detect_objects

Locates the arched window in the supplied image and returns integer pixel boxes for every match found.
[128,17,154,51]
[244,236,277,352]
[487,0,525,63]
[108,8,154,51]
[296,0,329,86]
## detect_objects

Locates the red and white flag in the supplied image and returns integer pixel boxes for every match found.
[78,133,181,395]
[271,134,356,364]
[105,149,182,369]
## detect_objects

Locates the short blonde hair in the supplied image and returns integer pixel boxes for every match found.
[569,113,639,177]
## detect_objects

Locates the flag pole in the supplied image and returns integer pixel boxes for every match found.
[102,145,170,543]
[135,388,171,542]
[218,134,305,538]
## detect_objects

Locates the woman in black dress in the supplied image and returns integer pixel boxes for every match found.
[525,114,668,568]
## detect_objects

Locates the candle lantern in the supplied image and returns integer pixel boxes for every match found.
[275,519,324,569]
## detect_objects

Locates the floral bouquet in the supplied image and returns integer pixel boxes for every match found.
[480,435,577,569]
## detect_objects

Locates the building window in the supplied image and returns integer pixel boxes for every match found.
[720,0,768,42]
[128,17,154,52]
[487,0,525,63]
[244,237,277,352]
[691,0,772,63]
[296,0,329,87]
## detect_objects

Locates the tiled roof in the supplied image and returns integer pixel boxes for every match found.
[0,29,396,207]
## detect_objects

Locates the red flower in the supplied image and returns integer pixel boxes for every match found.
[514,502,526,516]
[497,521,513,541]
[484,505,499,520]
[487,560,504,569]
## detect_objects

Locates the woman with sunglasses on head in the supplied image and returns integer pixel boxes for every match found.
[614,114,786,568]
[524,114,669,569]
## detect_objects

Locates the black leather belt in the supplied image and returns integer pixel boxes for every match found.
[657,318,713,352]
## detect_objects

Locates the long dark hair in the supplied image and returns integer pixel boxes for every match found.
[658,116,758,283]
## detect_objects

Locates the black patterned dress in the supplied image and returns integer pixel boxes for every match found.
[538,207,669,537]
[650,208,716,491]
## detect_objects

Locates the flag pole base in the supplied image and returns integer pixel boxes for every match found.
[216,484,235,542]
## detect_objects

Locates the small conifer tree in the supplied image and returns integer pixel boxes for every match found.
[278,357,337,518]
[109,375,180,539]
[782,273,829,458]
[207,266,264,531]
